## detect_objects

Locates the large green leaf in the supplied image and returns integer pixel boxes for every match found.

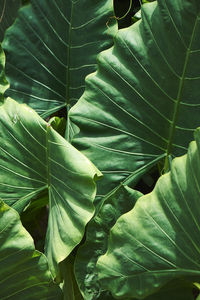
[75,185,142,300]
[97,128,200,299]
[70,0,200,195]
[0,97,102,279]
[74,145,164,300]
[2,0,117,120]
[74,157,163,299]
[0,199,62,299]
[0,0,21,41]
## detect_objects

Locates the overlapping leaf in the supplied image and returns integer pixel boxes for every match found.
[0,199,62,299]
[0,97,102,279]
[75,185,142,300]
[74,156,163,300]
[2,0,117,120]
[70,0,200,195]
[97,128,200,299]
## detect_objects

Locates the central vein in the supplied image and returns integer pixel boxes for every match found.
[165,15,199,170]
[65,1,74,141]
[66,1,74,105]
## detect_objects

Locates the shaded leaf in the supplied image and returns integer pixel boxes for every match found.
[135,280,196,300]
[75,155,164,299]
[75,185,142,300]
[21,194,49,252]
[49,116,66,137]
[0,0,21,41]
[60,256,83,300]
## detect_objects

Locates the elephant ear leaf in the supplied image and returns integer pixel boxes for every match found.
[0,199,62,299]
[97,127,200,299]
[0,97,102,280]
[2,0,117,119]
[70,0,200,195]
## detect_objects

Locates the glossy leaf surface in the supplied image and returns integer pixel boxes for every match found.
[2,0,117,119]
[0,199,62,299]
[97,128,200,299]
[0,98,102,279]
[70,0,200,195]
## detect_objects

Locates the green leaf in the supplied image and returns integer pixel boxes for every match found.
[195,282,200,290]
[97,128,200,299]
[70,0,200,195]
[60,256,83,300]
[0,199,62,299]
[75,185,142,300]
[21,194,49,252]
[0,0,21,41]
[74,155,162,299]
[142,0,155,3]
[142,280,195,300]
[2,0,117,120]
[0,97,102,279]
[0,45,8,101]
[49,116,66,137]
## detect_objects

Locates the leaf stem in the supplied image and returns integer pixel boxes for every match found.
[99,153,166,211]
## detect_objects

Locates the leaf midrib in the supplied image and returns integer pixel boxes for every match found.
[65,1,74,141]
[46,124,51,189]
[66,1,74,105]
[166,15,199,159]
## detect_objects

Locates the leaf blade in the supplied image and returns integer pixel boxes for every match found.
[70,0,200,195]
[0,199,62,300]
[0,97,102,279]
[2,0,117,118]
[97,128,200,299]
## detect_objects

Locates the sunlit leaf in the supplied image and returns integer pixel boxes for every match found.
[0,97,102,279]
[0,199,62,299]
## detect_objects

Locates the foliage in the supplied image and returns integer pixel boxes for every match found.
[98,128,200,298]
[70,0,200,195]
[2,0,117,128]
[0,0,200,299]
[0,97,101,280]
[0,199,62,299]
